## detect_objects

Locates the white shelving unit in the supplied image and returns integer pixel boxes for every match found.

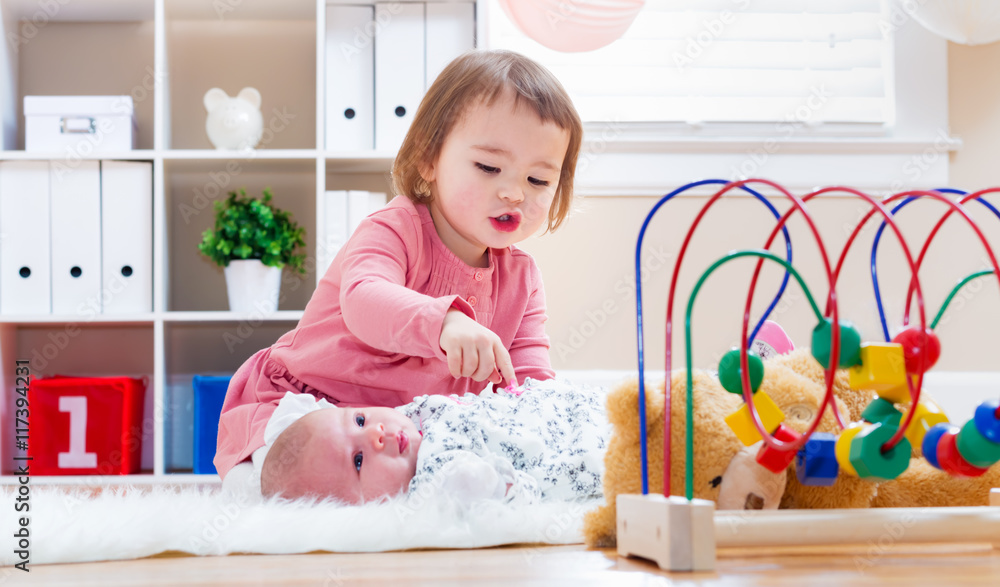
[0,0,477,484]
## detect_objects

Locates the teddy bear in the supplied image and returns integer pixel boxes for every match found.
[583,348,1000,547]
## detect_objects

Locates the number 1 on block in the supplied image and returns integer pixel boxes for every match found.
[58,396,98,469]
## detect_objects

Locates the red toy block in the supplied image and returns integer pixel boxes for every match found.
[27,376,146,475]
[937,428,989,478]
[755,424,801,474]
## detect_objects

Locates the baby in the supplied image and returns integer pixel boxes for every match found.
[258,379,609,505]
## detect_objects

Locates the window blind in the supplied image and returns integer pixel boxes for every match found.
[485,0,891,125]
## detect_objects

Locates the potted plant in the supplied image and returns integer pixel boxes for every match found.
[198,187,306,313]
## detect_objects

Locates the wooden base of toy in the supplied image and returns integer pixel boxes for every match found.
[616,494,716,572]
[715,506,1000,549]
[991,488,1000,507]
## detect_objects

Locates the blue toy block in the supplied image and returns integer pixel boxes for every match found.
[193,375,232,475]
[795,432,838,486]
[921,422,953,470]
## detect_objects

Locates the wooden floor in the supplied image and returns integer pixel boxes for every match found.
[4,542,1000,586]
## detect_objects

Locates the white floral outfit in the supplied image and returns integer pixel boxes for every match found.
[398,378,610,504]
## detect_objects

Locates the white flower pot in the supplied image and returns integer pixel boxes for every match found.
[223,259,281,313]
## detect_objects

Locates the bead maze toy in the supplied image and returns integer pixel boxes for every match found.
[615,179,1000,572]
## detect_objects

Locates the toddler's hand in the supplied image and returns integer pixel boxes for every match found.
[439,309,517,386]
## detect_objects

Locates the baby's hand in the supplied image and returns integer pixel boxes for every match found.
[439,309,517,386]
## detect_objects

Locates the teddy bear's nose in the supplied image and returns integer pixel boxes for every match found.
[744,493,765,510]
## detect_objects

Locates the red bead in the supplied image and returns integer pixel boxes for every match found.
[755,424,801,474]
[891,326,941,375]
[936,428,989,478]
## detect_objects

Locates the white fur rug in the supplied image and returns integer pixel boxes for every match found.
[0,485,599,565]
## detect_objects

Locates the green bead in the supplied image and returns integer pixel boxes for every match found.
[848,422,912,481]
[862,397,902,427]
[956,419,1000,469]
[810,318,862,369]
[718,348,765,395]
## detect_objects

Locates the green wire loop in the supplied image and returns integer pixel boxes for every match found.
[683,249,824,499]
[931,269,995,330]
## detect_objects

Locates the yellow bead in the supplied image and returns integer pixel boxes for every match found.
[876,375,917,404]
[835,422,866,476]
[903,399,949,455]
[724,390,786,446]
[848,342,907,392]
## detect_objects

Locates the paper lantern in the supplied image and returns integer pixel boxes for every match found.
[498,0,645,52]
[908,0,1000,45]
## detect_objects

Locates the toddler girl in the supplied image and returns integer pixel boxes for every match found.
[215,49,583,482]
[258,379,609,505]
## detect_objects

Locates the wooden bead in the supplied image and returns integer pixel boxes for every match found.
[848,422,912,481]
[755,424,801,474]
[724,390,786,446]
[795,432,838,486]
[956,419,1000,469]
[974,399,1000,444]
[835,422,866,476]
[848,343,907,394]
[937,428,989,478]
[718,348,764,395]
[891,326,941,375]
[904,399,950,454]
[921,423,952,470]
[811,318,862,369]
[862,397,902,428]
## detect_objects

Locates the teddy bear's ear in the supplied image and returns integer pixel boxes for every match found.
[237,87,262,109]
[203,88,229,112]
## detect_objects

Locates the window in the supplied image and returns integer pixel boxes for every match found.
[485,0,891,126]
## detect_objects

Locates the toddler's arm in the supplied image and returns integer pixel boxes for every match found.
[339,212,475,361]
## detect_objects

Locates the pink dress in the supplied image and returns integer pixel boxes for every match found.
[213,196,555,478]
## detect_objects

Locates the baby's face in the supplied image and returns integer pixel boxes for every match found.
[299,406,422,504]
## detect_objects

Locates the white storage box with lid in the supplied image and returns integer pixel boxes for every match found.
[24,95,136,153]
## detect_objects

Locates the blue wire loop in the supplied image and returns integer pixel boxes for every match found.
[634,179,793,495]
[870,189,1000,341]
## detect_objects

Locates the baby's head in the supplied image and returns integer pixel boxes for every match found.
[260,406,421,504]
[394,48,583,234]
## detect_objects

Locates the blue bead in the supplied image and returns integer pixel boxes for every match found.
[795,432,839,486]
[973,399,1000,444]
[922,423,953,470]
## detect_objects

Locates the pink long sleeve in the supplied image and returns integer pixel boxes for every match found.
[338,208,474,361]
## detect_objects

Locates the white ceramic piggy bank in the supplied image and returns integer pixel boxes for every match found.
[203,87,264,150]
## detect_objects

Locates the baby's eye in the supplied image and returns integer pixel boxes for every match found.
[528,177,549,187]
[355,414,365,427]
[353,452,363,472]
[476,162,500,174]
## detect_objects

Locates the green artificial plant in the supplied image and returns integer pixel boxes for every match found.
[198,188,306,274]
